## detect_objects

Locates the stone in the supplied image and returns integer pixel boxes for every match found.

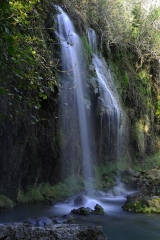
[74,195,84,206]
[92,204,105,215]
[122,193,160,213]
[0,223,108,239]
[52,214,75,224]
[71,204,105,215]
[71,207,92,215]
[24,217,52,227]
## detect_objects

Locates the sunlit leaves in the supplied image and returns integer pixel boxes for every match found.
[0,0,58,122]
[9,0,40,25]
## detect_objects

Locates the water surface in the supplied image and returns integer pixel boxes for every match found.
[0,195,160,240]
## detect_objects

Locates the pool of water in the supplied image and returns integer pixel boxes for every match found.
[0,194,160,240]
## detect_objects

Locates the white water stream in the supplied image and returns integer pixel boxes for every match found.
[87,28,122,162]
[55,6,93,189]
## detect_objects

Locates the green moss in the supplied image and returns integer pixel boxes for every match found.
[124,198,160,213]
[124,200,147,213]
[81,34,92,56]
[81,34,92,70]
[0,195,14,211]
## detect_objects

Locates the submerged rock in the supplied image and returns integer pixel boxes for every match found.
[0,223,108,239]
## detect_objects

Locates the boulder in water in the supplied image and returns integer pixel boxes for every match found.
[74,195,85,206]
[71,204,105,215]
[92,204,105,215]
[71,207,92,215]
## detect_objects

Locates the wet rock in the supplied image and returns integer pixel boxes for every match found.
[122,193,160,213]
[74,195,84,206]
[92,204,105,215]
[48,197,56,206]
[71,204,105,215]
[0,223,108,239]
[52,214,75,224]
[71,207,92,215]
[63,214,75,223]
[24,217,52,227]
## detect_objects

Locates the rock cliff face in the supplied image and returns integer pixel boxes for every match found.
[0,97,61,199]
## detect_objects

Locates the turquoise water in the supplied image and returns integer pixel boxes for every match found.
[0,196,160,240]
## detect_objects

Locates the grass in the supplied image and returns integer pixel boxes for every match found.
[17,175,85,204]
[0,195,14,211]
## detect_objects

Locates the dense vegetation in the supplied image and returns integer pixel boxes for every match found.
[1,0,160,121]
[0,0,58,123]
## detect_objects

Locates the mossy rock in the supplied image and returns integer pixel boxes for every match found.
[71,207,92,215]
[92,204,105,215]
[0,195,14,212]
[123,195,160,213]
[71,204,105,215]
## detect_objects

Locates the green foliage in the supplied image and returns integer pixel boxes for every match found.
[0,0,58,122]
[132,120,145,154]
[0,195,14,211]
[94,163,118,189]
[81,34,92,72]
[156,97,160,117]
[131,4,142,39]
[134,69,152,110]
[81,34,92,56]
[109,60,129,96]
[133,151,160,171]
[17,175,84,204]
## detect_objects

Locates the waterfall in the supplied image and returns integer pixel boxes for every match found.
[55,6,93,190]
[87,28,122,162]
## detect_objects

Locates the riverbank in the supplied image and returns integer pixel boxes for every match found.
[0,223,108,239]
[121,167,160,213]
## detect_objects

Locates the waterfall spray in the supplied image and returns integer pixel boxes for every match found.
[87,28,122,162]
[55,6,94,190]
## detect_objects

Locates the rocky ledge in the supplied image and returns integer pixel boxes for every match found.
[122,192,160,213]
[121,168,160,213]
[0,223,108,240]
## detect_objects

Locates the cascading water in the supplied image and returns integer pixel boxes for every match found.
[55,6,93,189]
[87,28,122,163]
